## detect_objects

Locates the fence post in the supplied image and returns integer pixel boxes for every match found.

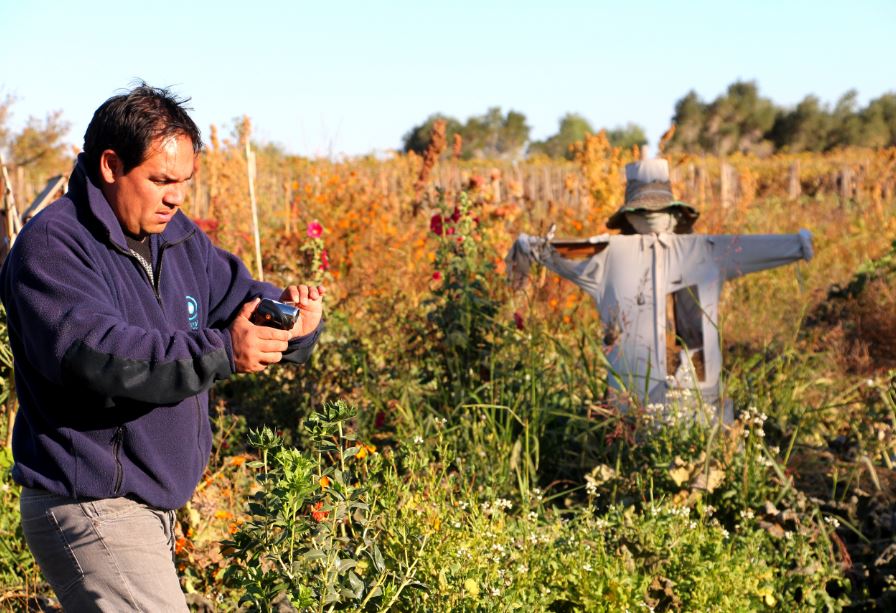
[787,160,801,201]
[720,161,736,209]
[839,165,853,202]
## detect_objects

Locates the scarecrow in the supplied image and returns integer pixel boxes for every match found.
[506,159,813,422]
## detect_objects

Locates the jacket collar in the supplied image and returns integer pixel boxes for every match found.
[70,154,195,251]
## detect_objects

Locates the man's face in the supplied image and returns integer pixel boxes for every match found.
[101,134,196,237]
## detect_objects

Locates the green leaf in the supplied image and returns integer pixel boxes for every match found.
[337,558,357,573]
[372,544,386,573]
[347,570,365,597]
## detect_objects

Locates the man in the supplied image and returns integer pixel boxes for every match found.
[0,84,323,610]
[507,158,813,422]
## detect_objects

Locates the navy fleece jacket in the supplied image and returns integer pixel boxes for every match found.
[0,156,321,509]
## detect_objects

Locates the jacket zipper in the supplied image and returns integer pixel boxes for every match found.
[110,228,195,308]
[111,426,125,495]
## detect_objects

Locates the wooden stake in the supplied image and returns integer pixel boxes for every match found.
[787,161,801,201]
[0,152,20,259]
[246,143,264,282]
[284,180,292,236]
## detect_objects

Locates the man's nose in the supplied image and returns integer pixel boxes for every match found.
[164,184,186,206]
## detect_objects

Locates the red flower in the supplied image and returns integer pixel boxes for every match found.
[307,220,323,238]
[432,271,442,281]
[513,311,524,330]
[430,213,444,236]
[194,218,219,233]
[450,207,462,223]
[319,249,330,271]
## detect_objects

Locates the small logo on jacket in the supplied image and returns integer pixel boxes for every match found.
[186,295,199,330]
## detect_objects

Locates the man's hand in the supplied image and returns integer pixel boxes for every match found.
[280,284,326,338]
[229,299,291,373]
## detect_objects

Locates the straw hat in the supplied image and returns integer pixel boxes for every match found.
[606,159,699,233]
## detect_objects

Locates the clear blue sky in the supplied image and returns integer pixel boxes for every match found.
[2,0,893,157]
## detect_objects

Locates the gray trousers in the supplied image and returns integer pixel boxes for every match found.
[19,487,189,612]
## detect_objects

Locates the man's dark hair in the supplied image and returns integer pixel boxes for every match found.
[83,82,202,182]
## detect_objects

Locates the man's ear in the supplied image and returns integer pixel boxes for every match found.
[98,149,122,185]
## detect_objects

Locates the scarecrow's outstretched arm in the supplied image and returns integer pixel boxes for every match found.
[505,230,609,296]
[711,229,813,281]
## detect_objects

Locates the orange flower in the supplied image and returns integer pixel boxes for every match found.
[319,475,331,489]
[310,501,329,522]
[174,537,188,554]
[214,510,234,520]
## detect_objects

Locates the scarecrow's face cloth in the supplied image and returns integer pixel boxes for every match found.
[626,211,676,234]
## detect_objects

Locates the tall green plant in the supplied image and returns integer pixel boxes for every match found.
[222,401,423,611]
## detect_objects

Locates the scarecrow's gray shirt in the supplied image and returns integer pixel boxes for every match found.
[506,230,813,406]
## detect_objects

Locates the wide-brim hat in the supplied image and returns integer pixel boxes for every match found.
[606,159,699,232]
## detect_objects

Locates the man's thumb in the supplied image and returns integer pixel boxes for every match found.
[239,298,261,319]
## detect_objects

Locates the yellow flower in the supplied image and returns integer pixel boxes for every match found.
[355,443,377,460]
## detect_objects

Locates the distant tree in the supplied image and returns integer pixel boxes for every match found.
[667,90,706,153]
[605,122,647,151]
[462,107,530,159]
[403,114,463,155]
[827,90,866,148]
[0,93,14,154]
[668,82,775,155]
[7,109,72,186]
[768,95,832,152]
[528,113,594,159]
[860,92,896,147]
[704,81,776,155]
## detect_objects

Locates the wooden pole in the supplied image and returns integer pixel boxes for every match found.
[245,143,264,282]
[720,161,735,209]
[787,161,801,201]
[284,180,293,236]
[0,152,19,258]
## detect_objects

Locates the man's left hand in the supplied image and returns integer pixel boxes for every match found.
[280,284,326,338]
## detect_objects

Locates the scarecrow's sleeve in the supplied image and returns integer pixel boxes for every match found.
[711,230,813,281]
[505,233,609,297]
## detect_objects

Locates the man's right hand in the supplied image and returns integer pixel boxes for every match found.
[229,299,291,373]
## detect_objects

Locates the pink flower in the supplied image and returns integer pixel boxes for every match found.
[430,213,444,236]
[432,271,442,281]
[319,249,330,271]
[513,311,524,330]
[307,220,323,238]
